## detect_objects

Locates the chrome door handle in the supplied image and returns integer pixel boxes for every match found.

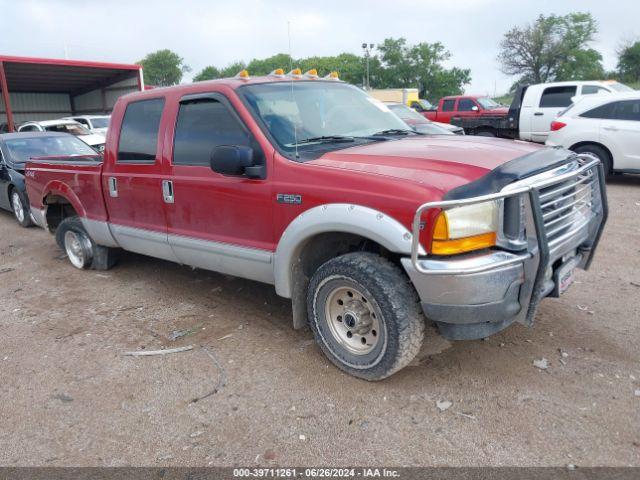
[108,177,118,197]
[162,180,174,203]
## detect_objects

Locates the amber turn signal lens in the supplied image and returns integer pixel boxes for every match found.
[431,232,497,255]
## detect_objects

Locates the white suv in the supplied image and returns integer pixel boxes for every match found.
[546,92,640,175]
[63,115,110,136]
[17,119,106,153]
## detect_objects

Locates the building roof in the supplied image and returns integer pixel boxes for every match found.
[0,55,141,94]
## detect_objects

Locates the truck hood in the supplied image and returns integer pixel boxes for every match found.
[309,135,542,194]
[480,107,509,116]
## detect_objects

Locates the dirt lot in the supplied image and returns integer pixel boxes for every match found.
[0,177,639,467]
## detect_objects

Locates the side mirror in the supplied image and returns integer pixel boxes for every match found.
[210,145,265,179]
[471,105,479,112]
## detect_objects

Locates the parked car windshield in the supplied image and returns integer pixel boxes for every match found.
[387,103,427,122]
[477,97,502,109]
[415,99,434,110]
[90,117,110,128]
[45,123,92,136]
[240,81,412,154]
[3,135,98,165]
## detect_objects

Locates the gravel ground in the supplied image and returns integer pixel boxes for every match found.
[0,177,638,467]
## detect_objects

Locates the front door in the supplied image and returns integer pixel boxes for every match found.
[102,97,178,262]
[163,92,274,283]
[531,85,576,142]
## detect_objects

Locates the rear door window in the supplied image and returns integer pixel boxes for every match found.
[117,98,165,163]
[442,99,455,112]
[539,86,577,108]
[173,98,250,166]
[581,102,618,120]
[581,85,608,95]
[612,100,640,121]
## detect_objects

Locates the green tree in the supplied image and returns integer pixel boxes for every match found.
[193,66,221,82]
[138,49,191,86]
[376,38,471,102]
[617,40,640,83]
[498,13,603,84]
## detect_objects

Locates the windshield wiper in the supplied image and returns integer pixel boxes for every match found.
[292,135,355,146]
[371,129,414,136]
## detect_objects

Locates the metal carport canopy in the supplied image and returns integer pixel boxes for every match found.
[0,55,143,132]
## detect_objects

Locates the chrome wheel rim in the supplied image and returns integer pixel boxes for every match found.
[324,285,381,355]
[11,192,24,223]
[64,231,88,268]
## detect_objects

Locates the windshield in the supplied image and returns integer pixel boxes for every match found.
[90,117,110,128]
[3,135,98,164]
[477,97,502,109]
[387,103,426,122]
[607,82,633,92]
[417,99,434,110]
[45,123,92,136]
[240,82,412,153]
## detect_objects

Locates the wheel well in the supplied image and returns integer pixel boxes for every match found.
[43,194,78,233]
[570,141,613,172]
[288,232,400,330]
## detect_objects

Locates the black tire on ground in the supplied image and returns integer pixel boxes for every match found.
[475,129,496,137]
[306,252,425,381]
[10,188,34,228]
[55,216,117,270]
[573,144,613,177]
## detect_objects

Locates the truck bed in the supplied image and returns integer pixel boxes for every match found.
[25,156,110,224]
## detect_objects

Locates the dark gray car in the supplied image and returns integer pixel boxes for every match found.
[0,132,98,227]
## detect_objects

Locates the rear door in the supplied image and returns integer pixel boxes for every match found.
[439,99,456,123]
[600,99,640,170]
[531,85,576,142]
[162,91,274,283]
[102,97,178,262]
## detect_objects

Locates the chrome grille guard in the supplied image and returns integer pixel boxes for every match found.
[410,155,607,275]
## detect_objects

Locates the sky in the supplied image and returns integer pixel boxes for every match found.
[1,0,639,95]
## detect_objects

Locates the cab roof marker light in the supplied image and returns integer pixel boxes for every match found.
[270,68,285,77]
[305,69,318,78]
[288,68,302,78]
[324,71,340,80]
[235,70,250,80]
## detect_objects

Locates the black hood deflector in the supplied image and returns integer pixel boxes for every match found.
[444,147,576,200]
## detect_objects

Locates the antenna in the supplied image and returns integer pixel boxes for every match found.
[288,21,299,160]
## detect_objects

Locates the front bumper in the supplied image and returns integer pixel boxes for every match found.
[403,156,607,340]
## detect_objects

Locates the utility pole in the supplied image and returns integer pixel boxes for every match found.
[361,43,374,90]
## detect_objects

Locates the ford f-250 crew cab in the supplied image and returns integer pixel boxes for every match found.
[422,95,508,125]
[25,69,608,380]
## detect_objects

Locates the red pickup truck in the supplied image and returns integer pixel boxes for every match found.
[423,95,509,126]
[25,70,607,380]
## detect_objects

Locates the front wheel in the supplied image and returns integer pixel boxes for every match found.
[307,252,425,381]
[10,189,34,228]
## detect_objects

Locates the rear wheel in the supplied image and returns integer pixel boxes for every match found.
[475,129,496,137]
[573,144,612,177]
[10,189,33,228]
[307,252,424,381]
[55,216,117,270]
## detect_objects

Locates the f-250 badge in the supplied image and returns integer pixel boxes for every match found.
[276,193,302,205]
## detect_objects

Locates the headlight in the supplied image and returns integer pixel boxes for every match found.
[431,201,498,255]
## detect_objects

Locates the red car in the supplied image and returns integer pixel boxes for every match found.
[25,70,607,380]
[423,95,508,124]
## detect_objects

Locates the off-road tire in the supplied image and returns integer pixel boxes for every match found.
[573,144,612,177]
[55,216,117,270]
[10,188,34,228]
[307,252,424,381]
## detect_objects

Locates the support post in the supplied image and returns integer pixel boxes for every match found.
[0,61,15,132]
